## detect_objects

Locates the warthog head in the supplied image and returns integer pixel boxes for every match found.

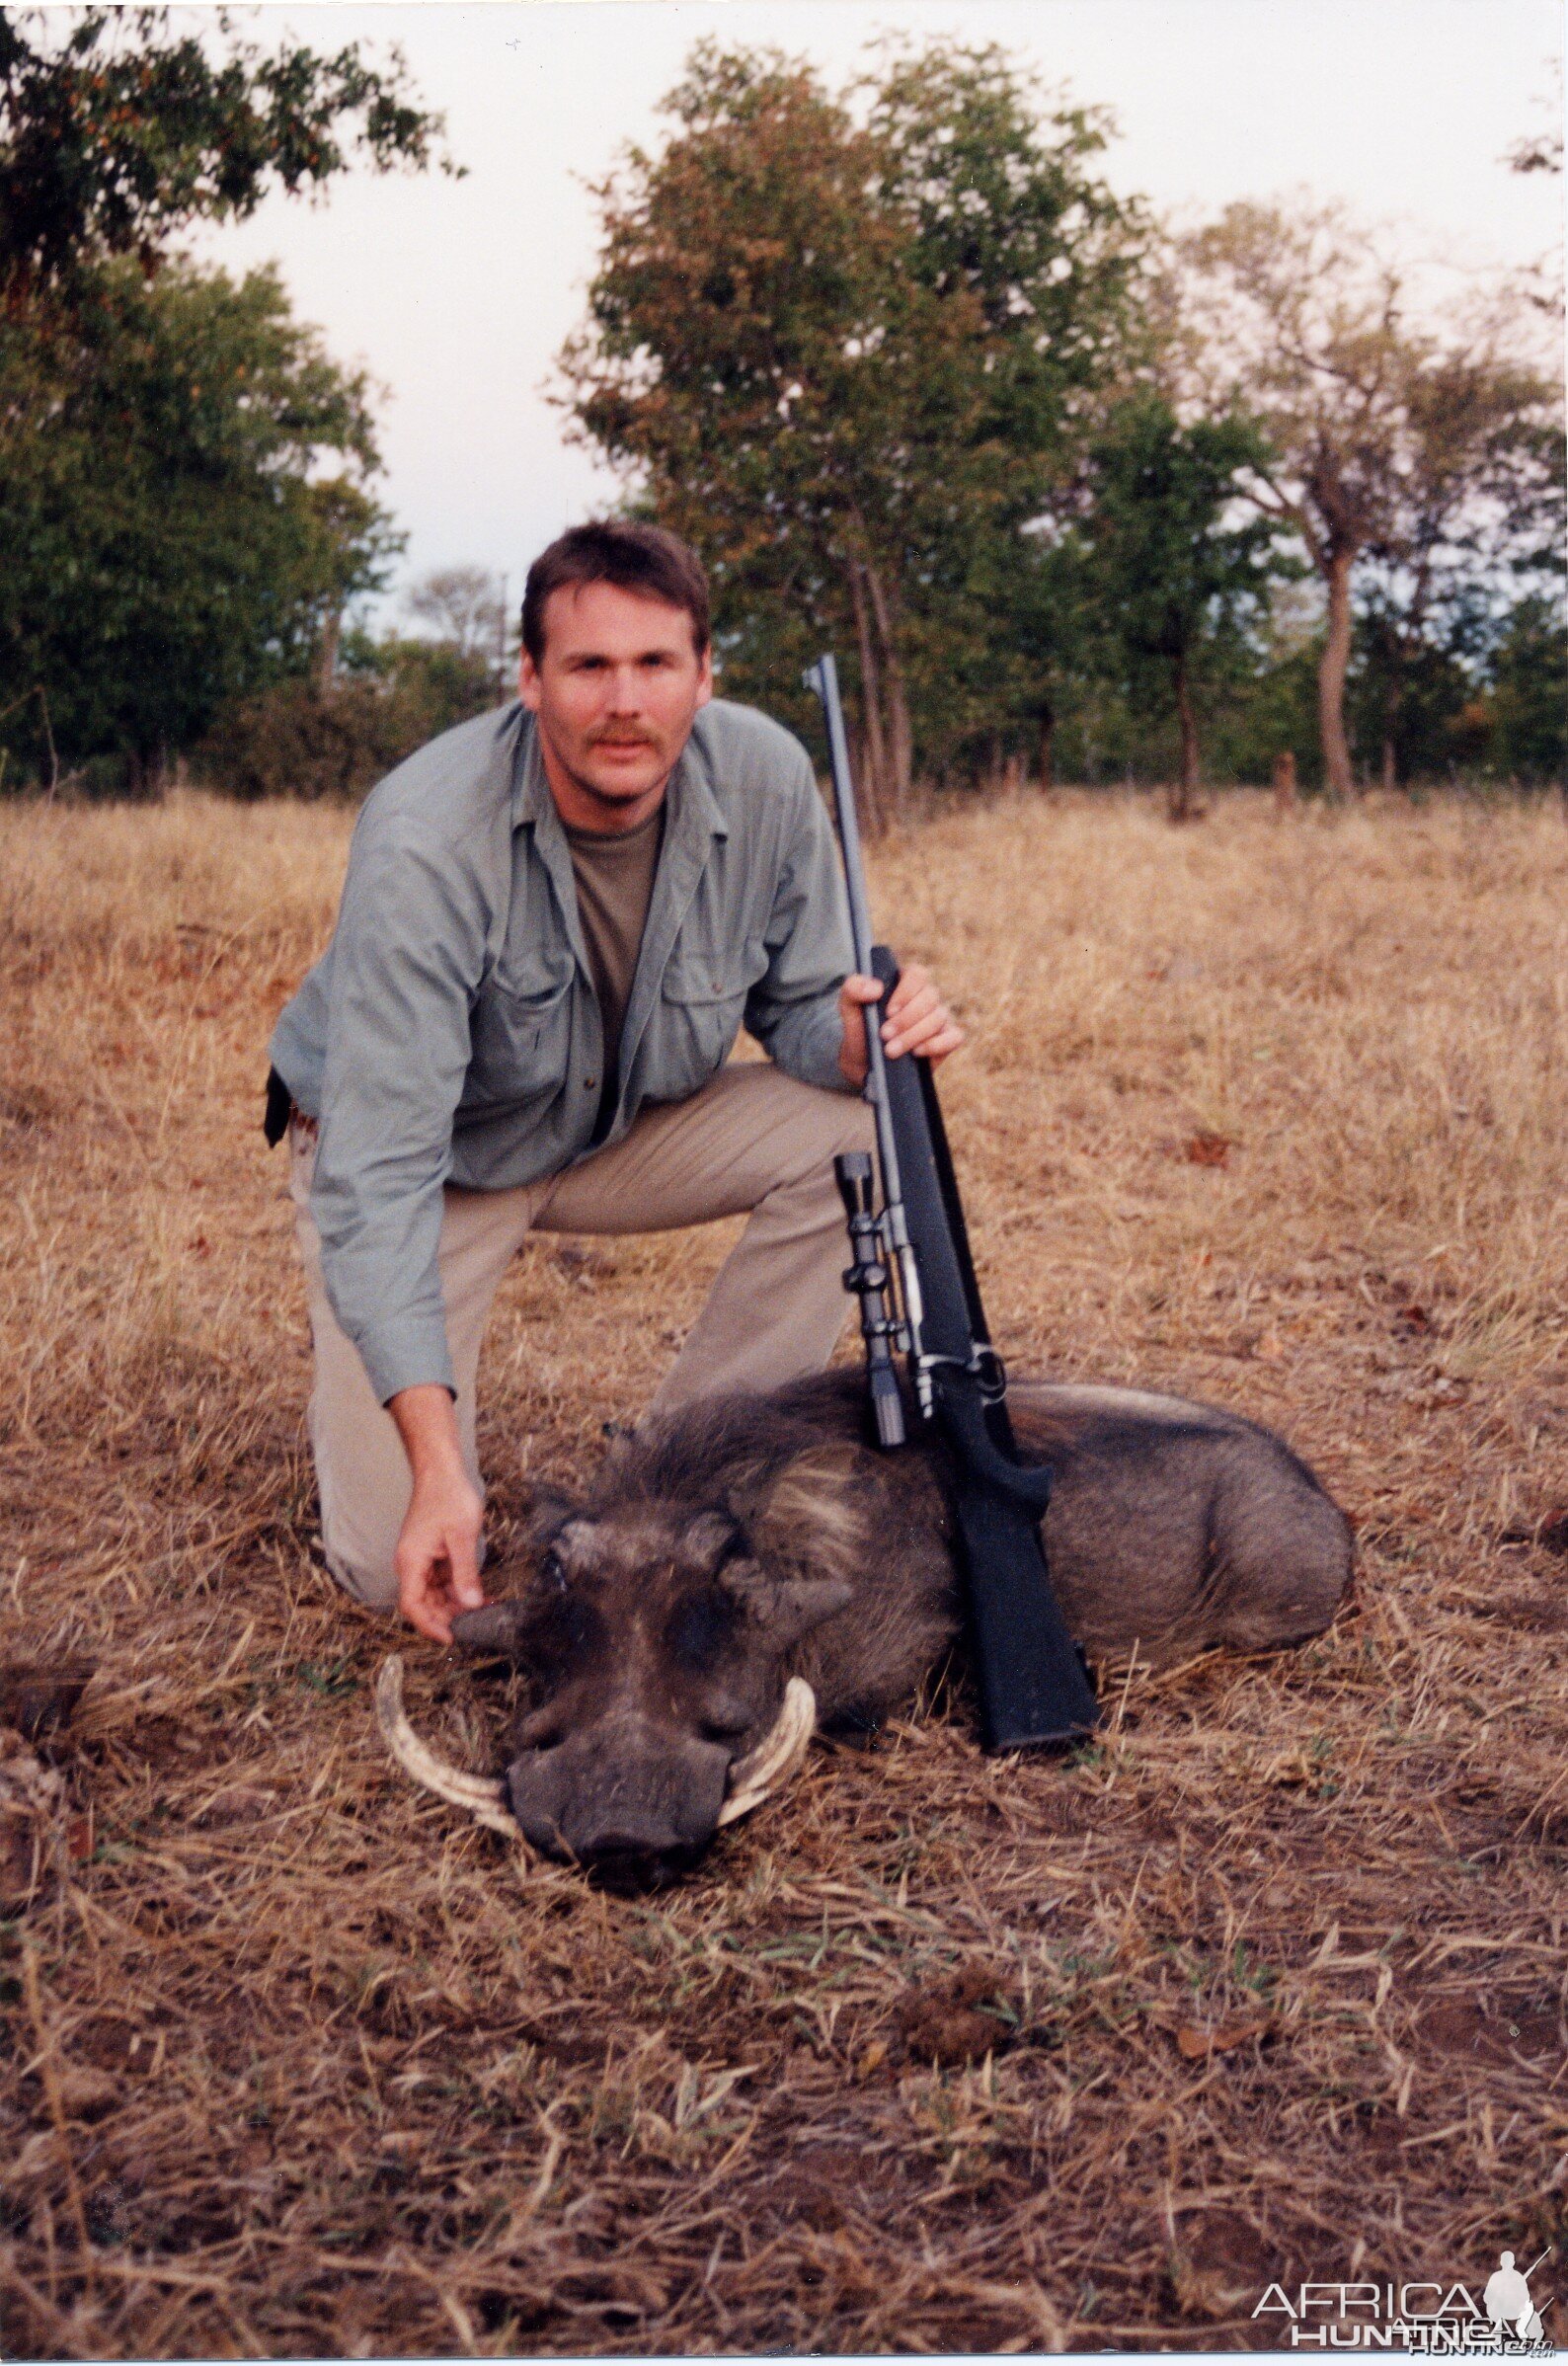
[371,1370,1353,1890]
[441,1442,864,1887]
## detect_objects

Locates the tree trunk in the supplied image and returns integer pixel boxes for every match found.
[1037,703,1056,793]
[1317,548,1356,800]
[885,664,913,820]
[318,606,342,695]
[1380,672,1402,794]
[1169,653,1202,823]
[126,742,167,800]
[863,561,911,821]
[846,561,888,840]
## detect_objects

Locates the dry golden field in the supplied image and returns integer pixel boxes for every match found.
[1,784,1565,2359]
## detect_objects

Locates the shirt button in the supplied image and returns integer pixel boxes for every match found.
[585,1076,597,1089]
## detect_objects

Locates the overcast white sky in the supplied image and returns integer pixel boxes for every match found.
[168,0,1564,618]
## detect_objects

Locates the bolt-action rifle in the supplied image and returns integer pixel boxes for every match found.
[805,654,1099,1752]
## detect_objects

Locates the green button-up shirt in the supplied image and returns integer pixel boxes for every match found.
[270,698,854,1404]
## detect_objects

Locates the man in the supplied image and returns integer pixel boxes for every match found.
[268,522,961,1646]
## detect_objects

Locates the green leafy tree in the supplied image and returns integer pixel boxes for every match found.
[197,619,507,802]
[0,5,452,309]
[1081,397,1294,817]
[562,39,1145,830]
[1341,310,1565,789]
[0,260,398,785]
[1179,199,1563,798]
[1485,593,1568,782]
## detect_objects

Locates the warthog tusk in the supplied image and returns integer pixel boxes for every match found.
[716,1677,817,1828]
[374,1656,519,1841]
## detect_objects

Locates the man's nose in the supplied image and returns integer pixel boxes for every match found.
[604,666,646,713]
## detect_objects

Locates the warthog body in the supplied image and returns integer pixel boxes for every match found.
[452,1370,1352,1884]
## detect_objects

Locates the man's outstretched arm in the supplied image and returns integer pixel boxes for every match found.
[311,819,492,1638]
[387,1384,485,1643]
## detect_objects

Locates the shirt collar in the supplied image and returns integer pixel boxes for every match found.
[511,710,730,846]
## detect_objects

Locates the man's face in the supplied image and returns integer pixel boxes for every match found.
[519,579,713,828]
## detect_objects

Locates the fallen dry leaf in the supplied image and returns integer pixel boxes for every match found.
[1176,2019,1269,2060]
[56,2064,121,2120]
[0,1662,96,1744]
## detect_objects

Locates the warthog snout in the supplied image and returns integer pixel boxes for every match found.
[505,1716,731,1888]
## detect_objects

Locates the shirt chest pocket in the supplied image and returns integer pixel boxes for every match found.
[465,961,575,1111]
[651,940,760,1099]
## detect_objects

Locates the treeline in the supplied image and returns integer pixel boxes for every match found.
[564,42,1565,823]
[0,7,459,797]
[1,16,1562,808]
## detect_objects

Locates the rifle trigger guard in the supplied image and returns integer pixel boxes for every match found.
[922,1346,1008,1403]
[931,1378,1056,1514]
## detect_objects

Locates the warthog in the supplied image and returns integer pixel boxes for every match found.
[380,1370,1352,1886]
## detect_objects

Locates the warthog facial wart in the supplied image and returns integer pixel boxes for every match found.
[377,1370,1352,1886]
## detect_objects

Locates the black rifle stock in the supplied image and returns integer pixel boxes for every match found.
[805,654,1098,1751]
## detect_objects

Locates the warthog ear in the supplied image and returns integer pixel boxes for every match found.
[687,1446,868,1643]
[719,1556,854,1646]
[450,1601,531,1658]
[680,1503,854,1646]
[524,1484,582,1538]
[731,1441,868,1590]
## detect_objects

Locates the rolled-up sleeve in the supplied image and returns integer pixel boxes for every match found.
[743,758,855,1094]
[311,828,489,1403]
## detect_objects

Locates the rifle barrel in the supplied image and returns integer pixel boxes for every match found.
[805,655,875,975]
[805,656,928,1394]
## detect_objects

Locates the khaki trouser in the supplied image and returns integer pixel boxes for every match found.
[289,1063,875,1609]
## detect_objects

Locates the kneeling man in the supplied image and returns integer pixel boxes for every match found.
[268,523,961,1644]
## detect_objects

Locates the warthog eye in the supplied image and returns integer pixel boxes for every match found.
[541,1546,569,1593]
[665,1590,739,1674]
[699,1707,753,1746]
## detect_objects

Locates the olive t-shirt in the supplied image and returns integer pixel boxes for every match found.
[562,804,666,1141]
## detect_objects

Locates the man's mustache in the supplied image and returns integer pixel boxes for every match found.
[588,726,660,749]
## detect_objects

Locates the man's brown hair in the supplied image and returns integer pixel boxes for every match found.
[521,522,710,663]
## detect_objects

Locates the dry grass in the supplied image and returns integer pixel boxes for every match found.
[1,783,1565,2358]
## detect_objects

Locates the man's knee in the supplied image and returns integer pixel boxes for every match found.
[314,1471,404,1613]
[759,1075,876,1198]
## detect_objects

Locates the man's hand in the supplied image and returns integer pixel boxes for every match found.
[838,961,964,1091]
[387,1384,486,1643]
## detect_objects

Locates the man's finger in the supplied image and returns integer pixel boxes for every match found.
[884,963,931,1014]
[840,974,884,1004]
[446,1526,485,1612]
[889,1002,954,1045]
[920,1025,966,1066]
[885,1006,961,1056]
[882,985,939,1038]
[404,1570,453,1645]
